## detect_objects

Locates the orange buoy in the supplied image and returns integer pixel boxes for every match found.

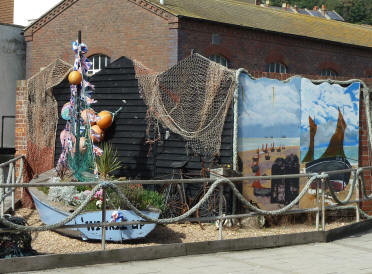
[90,125,103,143]
[81,108,96,125]
[68,71,82,85]
[97,111,113,129]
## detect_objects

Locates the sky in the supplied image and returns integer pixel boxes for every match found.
[300,79,360,149]
[238,73,301,138]
[14,0,62,26]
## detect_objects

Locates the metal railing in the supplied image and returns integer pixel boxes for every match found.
[0,157,372,251]
[0,155,24,216]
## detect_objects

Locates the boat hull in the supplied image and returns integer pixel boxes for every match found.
[306,157,352,192]
[30,191,160,242]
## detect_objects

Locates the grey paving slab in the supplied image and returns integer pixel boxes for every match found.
[14,229,372,274]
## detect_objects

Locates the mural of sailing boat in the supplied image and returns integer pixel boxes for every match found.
[238,73,301,206]
[301,80,360,192]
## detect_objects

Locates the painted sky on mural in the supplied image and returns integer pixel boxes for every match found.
[238,74,301,138]
[300,79,360,150]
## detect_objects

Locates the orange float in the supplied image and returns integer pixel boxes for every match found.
[96,110,113,129]
[68,71,82,85]
[90,125,103,143]
[81,108,96,125]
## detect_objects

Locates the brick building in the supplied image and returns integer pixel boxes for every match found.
[0,0,13,24]
[17,0,372,212]
[24,0,372,78]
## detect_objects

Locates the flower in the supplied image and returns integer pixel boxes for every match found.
[74,196,79,200]
[94,189,103,200]
[83,190,91,196]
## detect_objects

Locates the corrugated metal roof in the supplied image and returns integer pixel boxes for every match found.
[149,0,372,49]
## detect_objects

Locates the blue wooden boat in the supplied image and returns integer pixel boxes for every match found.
[28,172,160,242]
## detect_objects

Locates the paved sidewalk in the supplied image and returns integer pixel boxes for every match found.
[22,228,372,274]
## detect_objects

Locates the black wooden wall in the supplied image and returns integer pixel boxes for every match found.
[53,57,233,179]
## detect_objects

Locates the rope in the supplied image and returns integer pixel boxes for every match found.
[2,169,372,232]
[0,174,316,231]
[326,169,360,205]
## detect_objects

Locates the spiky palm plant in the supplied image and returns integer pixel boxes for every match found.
[96,142,122,179]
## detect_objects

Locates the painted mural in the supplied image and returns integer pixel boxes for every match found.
[238,73,301,209]
[238,72,360,209]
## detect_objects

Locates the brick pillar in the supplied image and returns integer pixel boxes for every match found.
[15,80,34,208]
[0,0,14,24]
[15,80,27,158]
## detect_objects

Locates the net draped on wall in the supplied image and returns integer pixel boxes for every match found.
[26,59,73,174]
[134,53,238,157]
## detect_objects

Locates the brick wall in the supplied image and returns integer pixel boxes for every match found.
[15,71,372,213]
[0,0,13,24]
[20,0,372,213]
[178,19,372,78]
[14,80,34,208]
[15,80,27,160]
[24,0,177,78]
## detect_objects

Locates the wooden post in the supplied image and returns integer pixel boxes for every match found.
[74,30,82,159]
[355,171,360,222]
[0,167,3,216]
[11,162,15,211]
[101,188,106,250]
[316,179,320,231]
[218,184,223,240]
[321,178,325,231]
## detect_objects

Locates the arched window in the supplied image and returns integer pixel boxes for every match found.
[87,54,111,75]
[267,62,287,73]
[320,69,338,77]
[208,54,228,67]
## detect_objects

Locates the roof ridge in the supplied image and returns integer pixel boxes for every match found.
[25,0,77,33]
[211,0,369,31]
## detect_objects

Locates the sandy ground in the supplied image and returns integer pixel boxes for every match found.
[13,208,354,255]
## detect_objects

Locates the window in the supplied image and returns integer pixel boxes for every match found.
[209,54,228,67]
[267,62,287,73]
[87,54,111,75]
[211,34,220,45]
[320,69,337,77]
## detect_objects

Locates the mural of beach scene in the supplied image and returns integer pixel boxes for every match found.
[300,79,360,196]
[238,73,301,209]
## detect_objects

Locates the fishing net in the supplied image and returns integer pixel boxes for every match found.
[134,53,237,157]
[26,59,73,175]
[56,42,100,182]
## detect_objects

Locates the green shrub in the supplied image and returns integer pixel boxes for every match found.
[96,142,122,179]
[107,184,165,211]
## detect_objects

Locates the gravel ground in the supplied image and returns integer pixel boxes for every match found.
[14,208,353,255]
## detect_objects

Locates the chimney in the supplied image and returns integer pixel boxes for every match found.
[321,4,326,15]
[0,0,14,24]
[282,3,286,9]
[286,3,290,9]
[313,5,318,11]
[265,0,270,7]
[160,0,165,5]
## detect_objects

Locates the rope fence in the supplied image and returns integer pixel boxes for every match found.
[1,158,372,250]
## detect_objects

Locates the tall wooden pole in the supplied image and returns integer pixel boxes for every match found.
[75,31,82,163]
